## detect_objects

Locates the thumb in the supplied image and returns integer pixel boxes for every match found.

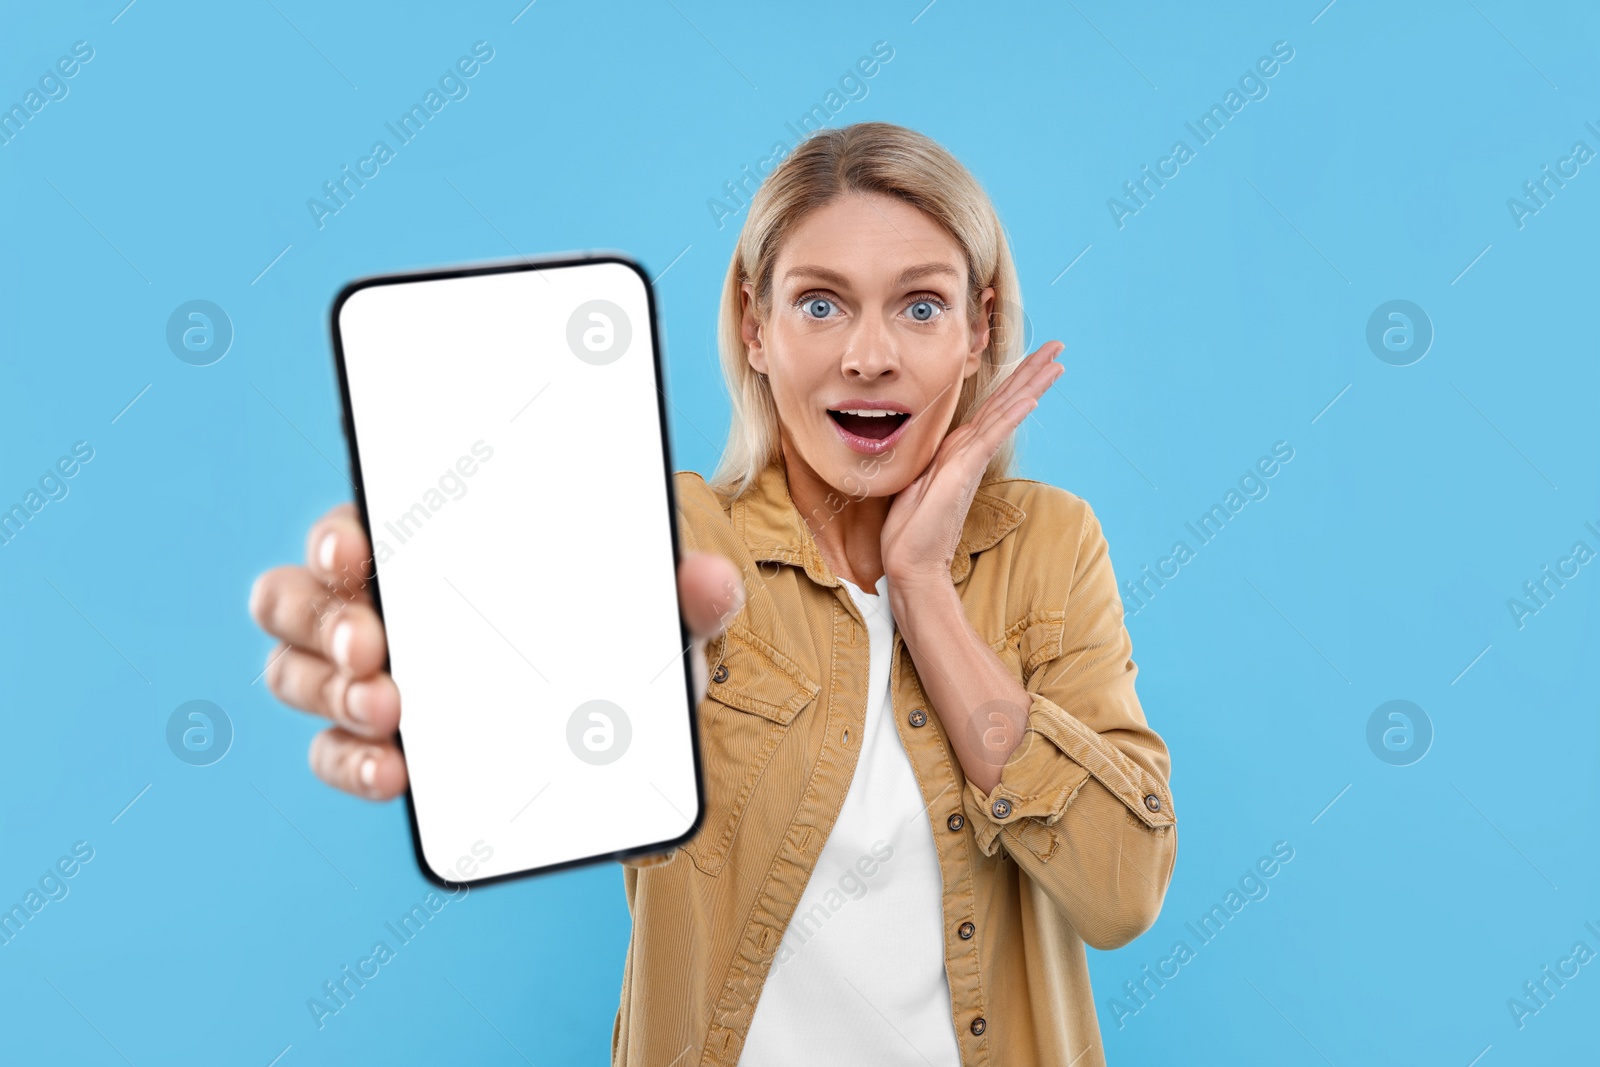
[679,552,746,705]
[679,551,745,638]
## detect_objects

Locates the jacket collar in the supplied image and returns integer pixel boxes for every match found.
[731,455,1026,587]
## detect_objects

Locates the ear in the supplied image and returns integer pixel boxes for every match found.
[740,282,767,374]
[965,286,994,378]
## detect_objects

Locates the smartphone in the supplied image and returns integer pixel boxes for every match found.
[330,253,702,887]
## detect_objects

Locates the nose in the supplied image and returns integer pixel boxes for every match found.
[839,312,899,381]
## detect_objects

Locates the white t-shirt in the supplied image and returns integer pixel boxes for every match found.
[739,574,961,1066]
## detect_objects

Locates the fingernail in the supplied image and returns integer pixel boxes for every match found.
[359,756,378,790]
[332,618,354,670]
[318,530,338,572]
[345,681,370,724]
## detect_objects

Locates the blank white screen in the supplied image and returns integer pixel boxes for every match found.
[336,259,697,882]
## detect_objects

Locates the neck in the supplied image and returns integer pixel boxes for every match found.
[779,438,891,590]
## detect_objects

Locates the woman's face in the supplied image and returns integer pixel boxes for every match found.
[742,191,993,498]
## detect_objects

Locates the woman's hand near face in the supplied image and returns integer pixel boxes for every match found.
[249,503,745,801]
[881,340,1066,591]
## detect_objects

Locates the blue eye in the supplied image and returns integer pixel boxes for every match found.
[907,300,943,322]
[802,297,835,319]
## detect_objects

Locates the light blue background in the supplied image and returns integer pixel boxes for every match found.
[2,1,1596,1063]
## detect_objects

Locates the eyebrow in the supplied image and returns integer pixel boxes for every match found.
[781,262,961,290]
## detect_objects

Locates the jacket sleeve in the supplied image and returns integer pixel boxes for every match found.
[961,496,1177,950]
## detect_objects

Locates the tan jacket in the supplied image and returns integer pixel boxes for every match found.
[613,456,1177,1066]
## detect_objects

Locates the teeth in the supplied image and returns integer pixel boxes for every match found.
[833,409,904,417]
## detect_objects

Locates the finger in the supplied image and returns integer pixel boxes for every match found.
[1014,342,1066,400]
[305,502,376,599]
[679,551,745,638]
[945,397,1039,483]
[997,340,1064,401]
[923,347,1060,485]
[681,553,743,708]
[993,357,1063,428]
[969,347,1064,441]
[950,388,1046,475]
[310,727,408,801]
[993,396,1041,441]
[981,340,1065,421]
[689,634,710,707]
[264,643,401,737]
[250,565,388,675]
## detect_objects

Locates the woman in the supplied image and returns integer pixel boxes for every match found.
[249,122,1176,1066]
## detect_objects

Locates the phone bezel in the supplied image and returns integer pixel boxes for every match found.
[328,251,705,890]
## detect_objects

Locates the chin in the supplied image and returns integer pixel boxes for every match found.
[818,441,922,498]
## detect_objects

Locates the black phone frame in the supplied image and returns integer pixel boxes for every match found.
[328,251,705,890]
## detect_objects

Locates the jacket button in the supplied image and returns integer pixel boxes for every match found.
[947,813,965,832]
[711,664,729,684]
[908,708,927,728]
[1144,793,1161,812]
[970,1017,986,1036]
[991,797,1012,819]
[958,921,975,940]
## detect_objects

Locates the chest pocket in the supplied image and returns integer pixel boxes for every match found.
[681,625,819,878]
[989,610,1066,687]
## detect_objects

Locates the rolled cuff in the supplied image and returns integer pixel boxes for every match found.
[965,690,1174,858]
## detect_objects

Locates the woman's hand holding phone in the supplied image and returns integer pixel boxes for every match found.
[249,501,745,801]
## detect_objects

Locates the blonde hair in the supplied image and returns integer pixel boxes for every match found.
[706,121,1027,501]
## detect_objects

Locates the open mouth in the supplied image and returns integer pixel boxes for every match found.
[827,409,911,441]
[826,406,913,454]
